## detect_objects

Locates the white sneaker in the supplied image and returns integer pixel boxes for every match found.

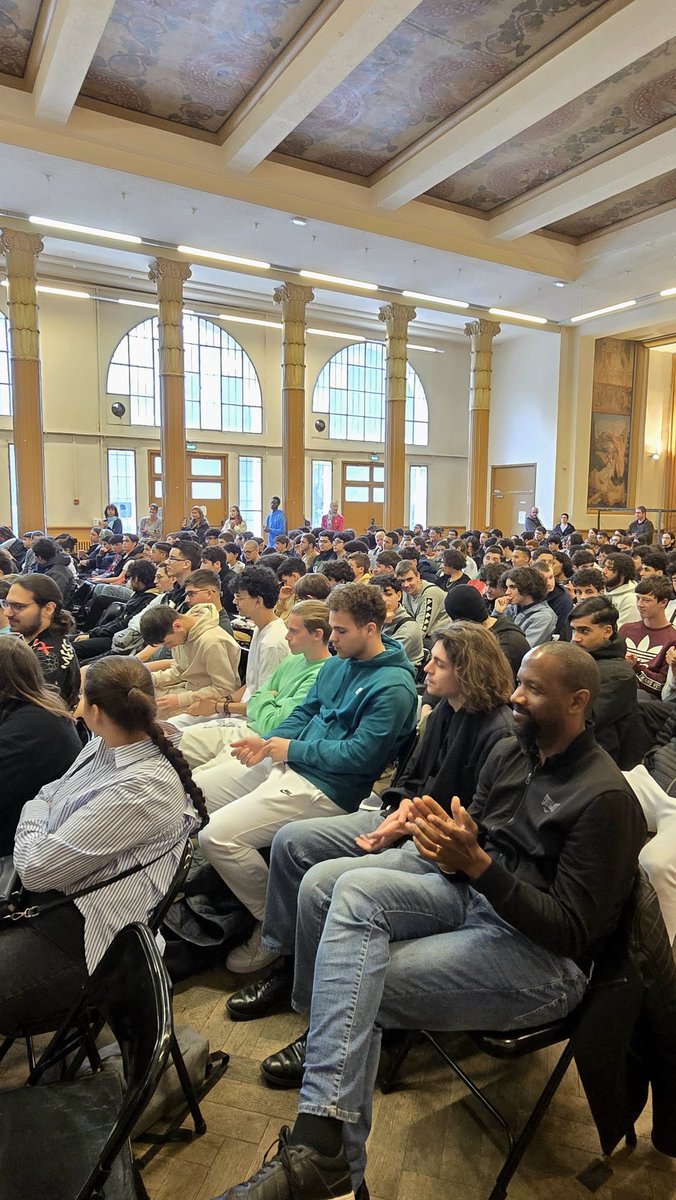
[226,922,280,974]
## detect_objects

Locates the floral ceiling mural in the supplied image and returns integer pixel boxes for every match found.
[547,168,676,238]
[427,37,676,210]
[80,0,324,133]
[0,0,42,77]
[277,0,607,175]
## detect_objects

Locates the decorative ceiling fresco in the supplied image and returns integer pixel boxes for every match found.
[427,37,676,210]
[0,0,673,248]
[0,0,42,77]
[276,0,607,175]
[80,0,324,133]
[546,167,676,237]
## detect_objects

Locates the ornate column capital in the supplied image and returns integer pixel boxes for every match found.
[149,258,190,377]
[148,257,192,299]
[378,302,416,340]
[464,319,501,341]
[273,282,314,324]
[0,229,43,362]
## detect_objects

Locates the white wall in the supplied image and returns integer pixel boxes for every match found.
[488,330,561,528]
[0,294,470,533]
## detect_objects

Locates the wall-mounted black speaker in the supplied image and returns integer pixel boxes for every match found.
[111,401,126,418]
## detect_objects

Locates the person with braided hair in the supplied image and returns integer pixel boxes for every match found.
[2,658,206,1039]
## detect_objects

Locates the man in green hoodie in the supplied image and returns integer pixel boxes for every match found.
[178,600,332,767]
[197,583,418,972]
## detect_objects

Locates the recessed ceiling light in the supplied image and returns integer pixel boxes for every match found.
[570,300,636,323]
[29,216,142,244]
[299,270,378,292]
[402,290,469,309]
[291,217,307,227]
[219,314,282,329]
[178,245,271,270]
[489,307,547,325]
[554,280,566,288]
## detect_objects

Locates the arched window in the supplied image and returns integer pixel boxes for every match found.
[312,341,428,445]
[107,315,263,433]
[0,311,11,416]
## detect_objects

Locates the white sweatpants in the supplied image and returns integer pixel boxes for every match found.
[179,717,251,767]
[624,764,676,943]
[196,757,342,920]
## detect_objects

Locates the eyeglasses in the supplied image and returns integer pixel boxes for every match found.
[0,599,35,612]
[168,554,186,563]
[185,588,213,599]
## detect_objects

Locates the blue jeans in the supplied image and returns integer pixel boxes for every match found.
[263,816,588,1188]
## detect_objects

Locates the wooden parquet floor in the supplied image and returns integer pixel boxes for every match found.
[3,963,676,1200]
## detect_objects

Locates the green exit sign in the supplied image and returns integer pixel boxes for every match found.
[186,442,197,451]
[369,453,380,462]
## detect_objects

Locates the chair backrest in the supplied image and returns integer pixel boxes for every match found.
[32,924,172,1200]
[148,837,193,932]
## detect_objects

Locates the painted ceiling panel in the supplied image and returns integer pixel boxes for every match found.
[276,0,608,175]
[0,0,42,77]
[428,37,676,210]
[546,168,676,237]
[80,0,324,133]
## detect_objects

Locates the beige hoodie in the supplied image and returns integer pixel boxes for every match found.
[153,603,241,709]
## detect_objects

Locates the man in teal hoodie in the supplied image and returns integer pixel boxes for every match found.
[178,600,332,766]
[197,583,418,972]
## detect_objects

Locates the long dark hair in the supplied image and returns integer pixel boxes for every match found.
[83,657,208,827]
[0,637,74,720]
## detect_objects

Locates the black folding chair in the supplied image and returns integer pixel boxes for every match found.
[379,1001,635,1200]
[0,923,172,1200]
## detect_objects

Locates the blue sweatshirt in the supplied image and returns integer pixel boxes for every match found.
[267,634,418,810]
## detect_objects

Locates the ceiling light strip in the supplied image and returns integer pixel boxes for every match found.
[29,216,142,244]
[402,290,469,309]
[660,287,676,297]
[570,300,636,323]
[489,307,547,325]
[218,313,282,329]
[299,270,378,292]
[178,244,270,270]
[307,328,365,340]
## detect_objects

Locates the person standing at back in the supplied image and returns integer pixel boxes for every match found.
[264,496,286,548]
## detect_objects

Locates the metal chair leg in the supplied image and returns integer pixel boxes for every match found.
[488,1041,575,1200]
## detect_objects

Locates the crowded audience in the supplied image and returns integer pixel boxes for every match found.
[4,500,676,1200]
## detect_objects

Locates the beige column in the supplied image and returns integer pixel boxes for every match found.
[0,230,47,533]
[273,282,314,530]
[464,319,501,530]
[148,257,191,537]
[663,355,676,519]
[378,302,416,529]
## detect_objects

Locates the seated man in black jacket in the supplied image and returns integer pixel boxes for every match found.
[569,596,643,768]
[210,643,645,1200]
[624,703,676,945]
[72,559,157,661]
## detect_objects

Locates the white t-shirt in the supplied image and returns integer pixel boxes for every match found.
[243,617,291,701]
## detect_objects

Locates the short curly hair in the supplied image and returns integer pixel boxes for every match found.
[500,566,548,603]
[327,582,386,629]
[233,564,280,608]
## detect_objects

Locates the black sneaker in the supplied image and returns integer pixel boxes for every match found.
[210,1125,354,1200]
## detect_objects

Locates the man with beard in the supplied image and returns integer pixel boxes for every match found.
[5,574,80,708]
[602,551,639,625]
[209,643,645,1200]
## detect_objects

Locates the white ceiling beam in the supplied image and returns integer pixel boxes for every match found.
[489,123,676,240]
[33,0,115,123]
[370,0,676,210]
[219,0,421,172]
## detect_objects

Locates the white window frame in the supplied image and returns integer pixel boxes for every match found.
[238,455,263,536]
[106,448,137,534]
[408,464,428,530]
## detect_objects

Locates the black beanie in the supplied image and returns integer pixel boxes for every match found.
[444,584,488,623]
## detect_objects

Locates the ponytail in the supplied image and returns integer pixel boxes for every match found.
[84,659,209,828]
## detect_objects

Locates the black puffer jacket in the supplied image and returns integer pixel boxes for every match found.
[644,704,676,794]
[590,636,644,768]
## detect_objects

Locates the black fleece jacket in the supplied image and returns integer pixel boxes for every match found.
[469,727,646,967]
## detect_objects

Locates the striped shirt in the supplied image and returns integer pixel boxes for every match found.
[13,735,199,970]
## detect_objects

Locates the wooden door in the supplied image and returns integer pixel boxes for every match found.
[148,451,228,528]
[490,464,536,535]
[341,461,384,536]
